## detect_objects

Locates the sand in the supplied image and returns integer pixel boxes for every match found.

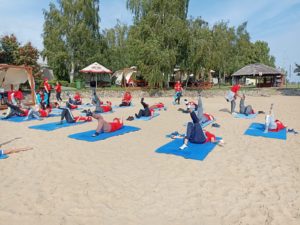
[0,95,300,225]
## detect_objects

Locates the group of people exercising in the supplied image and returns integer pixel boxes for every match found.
[1,81,286,153]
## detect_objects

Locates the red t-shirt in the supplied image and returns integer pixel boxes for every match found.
[39,109,49,117]
[231,85,240,93]
[44,82,51,92]
[174,83,182,92]
[109,118,123,132]
[269,120,285,132]
[55,84,61,93]
[205,131,216,143]
[14,90,23,100]
[123,93,132,103]
[101,105,112,112]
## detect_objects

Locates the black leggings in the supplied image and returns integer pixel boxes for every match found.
[185,111,206,144]
[119,102,130,107]
[3,103,26,119]
[60,108,75,123]
[56,92,62,101]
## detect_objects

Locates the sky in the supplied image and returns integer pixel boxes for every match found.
[0,0,299,81]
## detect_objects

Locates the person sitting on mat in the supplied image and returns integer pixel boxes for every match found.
[74,92,82,105]
[264,104,285,133]
[67,92,82,106]
[134,98,154,118]
[0,147,33,159]
[57,107,92,124]
[1,102,29,119]
[239,94,255,116]
[24,105,52,121]
[172,109,224,150]
[91,92,113,113]
[88,111,123,137]
[119,91,132,107]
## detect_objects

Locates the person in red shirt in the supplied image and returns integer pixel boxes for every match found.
[43,78,52,107]
[1,102,29,119]
[24,105,52,121]
[119,91,132,107]
[149,102,165,110]
[89,111,123,137]
[264,104,285,133]
[100,101,113,113]
[55,81,62,102]
[74,92,82,105]
[174,81,183,104]
[171,109,224,150]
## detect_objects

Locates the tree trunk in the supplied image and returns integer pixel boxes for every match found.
[70,61,75,83]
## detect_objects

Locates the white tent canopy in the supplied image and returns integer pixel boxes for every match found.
[112,67,137,86]
[0,64,36,106]
[80,62,112,74]
[80,62,112,88]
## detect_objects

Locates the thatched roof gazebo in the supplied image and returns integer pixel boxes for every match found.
[232,63,284,87]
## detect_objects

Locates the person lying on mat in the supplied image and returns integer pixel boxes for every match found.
[1,102,29,119]
[57,107,92,125]
[196,93,214,124]
[88,111,123,137]
[172,109,224,150]
[264,104,285,133]
[0,147,33,159]
[24,105,52,121]
[239,94,254,116]
[149,102,165,110]
[134,98,154,118]
[119,91,132,107]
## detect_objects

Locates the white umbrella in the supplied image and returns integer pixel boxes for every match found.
[80,62,112,88]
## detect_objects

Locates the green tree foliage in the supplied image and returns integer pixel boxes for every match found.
[0,34,20,64]
[0,34,39,73]
[42,0,101,82]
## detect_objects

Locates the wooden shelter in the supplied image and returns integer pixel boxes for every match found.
[0,64,35,109]
[232,63,284,87]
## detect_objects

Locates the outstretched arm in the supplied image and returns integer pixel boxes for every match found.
[3,147,33,155]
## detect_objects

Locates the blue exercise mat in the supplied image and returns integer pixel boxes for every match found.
[156,137,221,161]
[183,119,215,128]
[68,125,141,142]
[135,112,159,121]
[0,154,9,160]
[1,113,59,123]
[113,103,134,109]
[29,121,88,131]
[244,123,287,140]
[234,113,257,119]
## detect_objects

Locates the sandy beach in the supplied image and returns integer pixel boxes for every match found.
[1,94,300,225]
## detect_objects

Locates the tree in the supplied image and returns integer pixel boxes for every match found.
[0,34,20,64]
[294,63,300,76]
[0,34,40,73]
[126,0,190,87]
[42,0,101,82]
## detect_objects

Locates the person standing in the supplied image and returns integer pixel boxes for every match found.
[43,78,52,107]
[174,81,183,105]
[55,81,62,102]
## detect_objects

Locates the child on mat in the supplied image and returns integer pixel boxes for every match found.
[74,92,82,105]
[239,94,255,116]
[172,109,224,150]
[119,91,132,107]
[264,104,285,133]
[88,111,123,137]
[225,83,241,114]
